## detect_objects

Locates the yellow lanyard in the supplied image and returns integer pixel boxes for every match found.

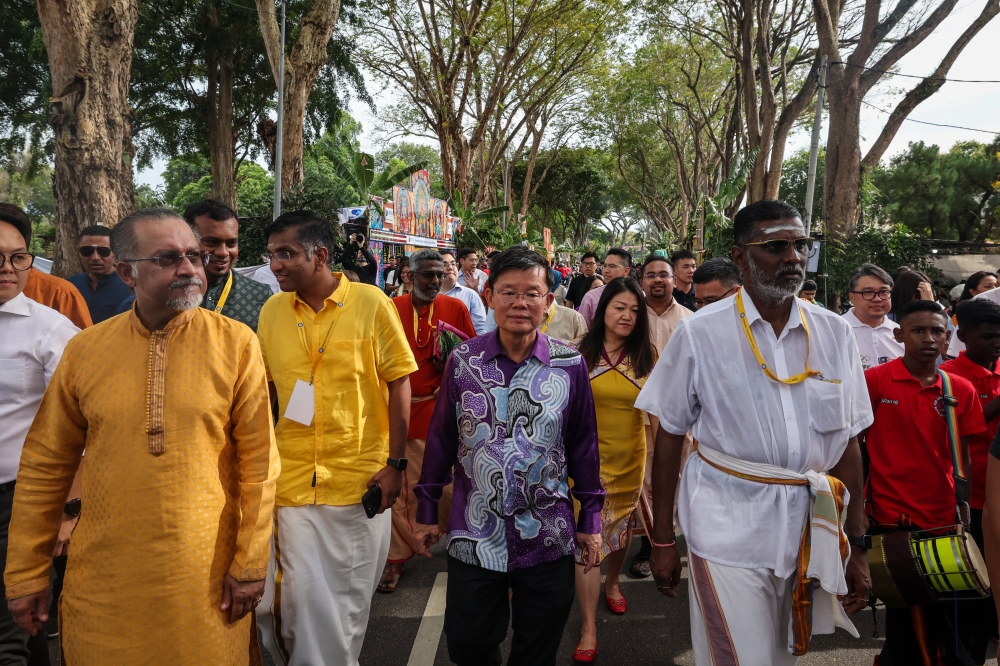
[213,271,234,314]
[735,288,820,385]
[295,301,344,385]
[413,300,435,349]
[539,304,555,334]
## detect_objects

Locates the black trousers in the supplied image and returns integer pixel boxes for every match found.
[955,509,997,665]
[444,555,575,666]
[0,485,49,666]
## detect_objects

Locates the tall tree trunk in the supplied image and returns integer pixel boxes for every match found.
[820,66,863,235]
[255,0,342,191]
[207,4,236,209]
[38,0,138,276]
[207,55,236,209]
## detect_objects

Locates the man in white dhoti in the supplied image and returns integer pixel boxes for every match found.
[636,199,874,665]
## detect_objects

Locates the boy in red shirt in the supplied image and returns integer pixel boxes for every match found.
[939,298,1000,663]
[864,299,986,665]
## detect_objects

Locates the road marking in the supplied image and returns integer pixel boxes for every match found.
[407,571,448,666]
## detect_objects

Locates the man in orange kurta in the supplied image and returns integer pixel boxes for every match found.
[23,269,92,329]
[5,210,279,665]
[379,249,476,592]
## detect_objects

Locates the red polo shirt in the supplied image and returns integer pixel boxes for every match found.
[864,357,985,528]
[939,352,1000,510]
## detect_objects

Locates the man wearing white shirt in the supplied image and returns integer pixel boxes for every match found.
[842,263,903,370]
[440,249,488,334]
[636,200,872,664]
[577,248,632,326]
[456,247,488,293]
[0,211,78,663]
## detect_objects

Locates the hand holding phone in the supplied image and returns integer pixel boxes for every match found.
[362,485,382,519]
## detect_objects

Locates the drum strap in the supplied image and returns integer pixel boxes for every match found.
[937,369,970,519]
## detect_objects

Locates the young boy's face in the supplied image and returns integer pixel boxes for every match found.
[893,310,948,364]
[957,322,1000,366]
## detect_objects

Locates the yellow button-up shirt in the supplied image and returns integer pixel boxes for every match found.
[257,275,418,506]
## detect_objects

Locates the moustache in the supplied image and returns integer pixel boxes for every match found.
[169,278,204,289]
[775,266,805,280]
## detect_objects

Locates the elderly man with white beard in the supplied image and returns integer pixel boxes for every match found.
[6,209,280,665]
[636,200,874,664]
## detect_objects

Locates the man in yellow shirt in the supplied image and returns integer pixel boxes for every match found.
[5,209,279,665]
[255,211,417,666]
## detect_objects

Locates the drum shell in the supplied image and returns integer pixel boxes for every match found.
[868,532,938,608]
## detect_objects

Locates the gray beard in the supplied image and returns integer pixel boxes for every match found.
[412,285,439,302]
[746,253,804,306]
[165,277,204,311]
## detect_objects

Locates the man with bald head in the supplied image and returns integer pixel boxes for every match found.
[5,209,280,665]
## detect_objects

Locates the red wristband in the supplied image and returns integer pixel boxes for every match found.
[651,539,676,548]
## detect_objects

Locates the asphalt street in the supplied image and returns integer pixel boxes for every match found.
[41,536,1000,665]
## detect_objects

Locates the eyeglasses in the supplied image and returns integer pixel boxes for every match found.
[742,238,814,255]
[851,289,892,301]
[261,249,305,263]
[494,290,547,305]
[643,272,673,280]
[414,271,445,280]
[441,260,457,268]
[694,286,739,309]
[79,246,112,258]
[0,252,35,271]
[603,263,626,271]
[125,251,209,268]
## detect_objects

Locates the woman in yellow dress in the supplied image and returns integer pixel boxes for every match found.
[572,277,657,663]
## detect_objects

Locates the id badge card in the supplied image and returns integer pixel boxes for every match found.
[284,379,315,426]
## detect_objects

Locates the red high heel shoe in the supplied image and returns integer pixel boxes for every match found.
[605,587,627,615]
[573,640,598,663]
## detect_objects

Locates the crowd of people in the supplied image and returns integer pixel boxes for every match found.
[1,196,999,666]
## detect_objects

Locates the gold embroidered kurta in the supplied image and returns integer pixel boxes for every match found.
[4,307,280,665]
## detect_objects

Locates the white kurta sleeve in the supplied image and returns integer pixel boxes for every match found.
[635,319,700,435]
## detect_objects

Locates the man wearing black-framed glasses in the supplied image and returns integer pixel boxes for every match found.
[843,263,902,370]
[66,225,131,324]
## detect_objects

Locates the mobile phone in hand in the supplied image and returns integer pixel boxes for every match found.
[362,485,382,519]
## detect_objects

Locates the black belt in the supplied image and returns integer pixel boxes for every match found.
[0,481,15,495]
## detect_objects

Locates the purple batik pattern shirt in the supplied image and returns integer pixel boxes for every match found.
[415,329,604,572]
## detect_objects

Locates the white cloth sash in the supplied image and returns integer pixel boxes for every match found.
[695,445,860,647]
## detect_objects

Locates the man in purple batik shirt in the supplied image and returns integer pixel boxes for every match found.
[413,247,604,666]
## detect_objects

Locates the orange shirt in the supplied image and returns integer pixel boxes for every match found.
[24,268,93,329]
[392,293,476,438]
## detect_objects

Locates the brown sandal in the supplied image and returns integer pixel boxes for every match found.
[377,563,404,593]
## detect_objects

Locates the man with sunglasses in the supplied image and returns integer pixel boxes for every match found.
[638,199,873,664]
[843,263,902,370]
[6,208,280,664]
[66,225,131,324]
[378,249,477,594]
[0,206,77,666]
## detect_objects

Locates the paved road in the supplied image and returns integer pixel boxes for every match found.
[44,536,999,665]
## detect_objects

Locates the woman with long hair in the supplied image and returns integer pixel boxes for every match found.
[571,278,657,663]
[959,271,998,303]
[392,260,413,297]
[888,269,934,321]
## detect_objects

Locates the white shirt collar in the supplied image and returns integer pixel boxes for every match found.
[739,289,803,339]
[0,292,31,317]
[844,307,896,330]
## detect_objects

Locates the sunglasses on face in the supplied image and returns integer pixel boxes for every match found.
[742,238,814,255]
[125,251,209,268]
[415,271,446,280]
[80,245,112,258]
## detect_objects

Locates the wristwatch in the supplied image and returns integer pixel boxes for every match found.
[387,457,408,471]
[847,534,871,550]
[64,498,82,518]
